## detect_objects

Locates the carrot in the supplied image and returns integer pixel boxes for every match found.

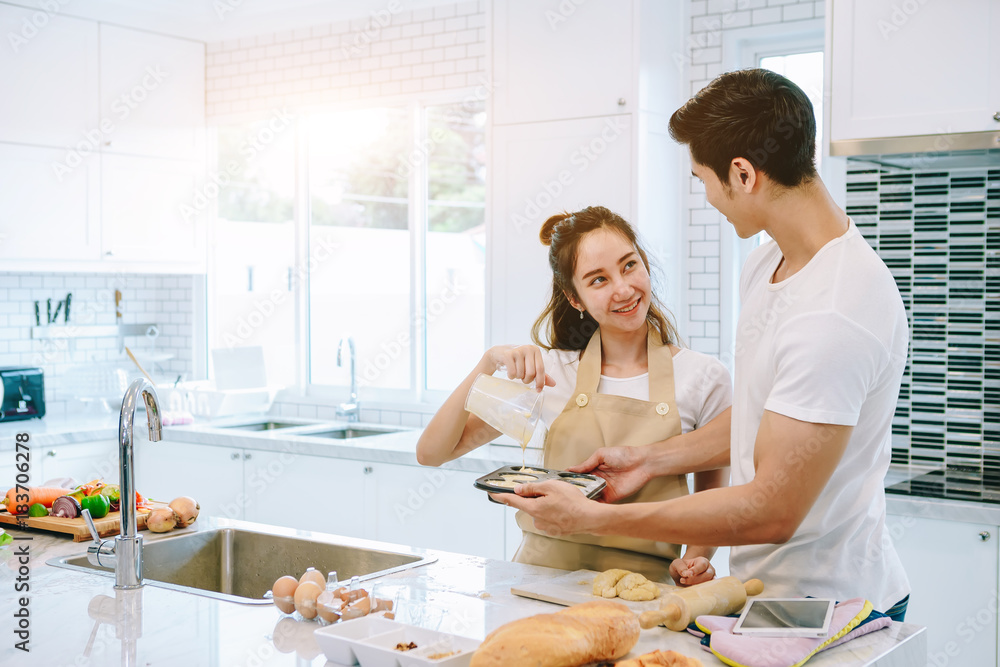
[3,486,73,514]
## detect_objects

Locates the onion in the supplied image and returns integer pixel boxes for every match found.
[168,496,200,528]
[51,495,81,519]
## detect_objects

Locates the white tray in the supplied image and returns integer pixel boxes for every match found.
[314,617,479,667]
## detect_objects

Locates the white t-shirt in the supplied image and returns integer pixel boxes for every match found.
[538,346,733,436]
[729,220,910,612]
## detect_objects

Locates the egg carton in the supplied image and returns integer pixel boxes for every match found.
[473,465,606,500]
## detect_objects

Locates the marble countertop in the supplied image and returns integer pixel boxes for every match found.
[0,517,925,667]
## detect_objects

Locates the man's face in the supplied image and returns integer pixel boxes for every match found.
[690,156,757,239]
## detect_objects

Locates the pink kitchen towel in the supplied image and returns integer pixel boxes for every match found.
[690,598,892,667]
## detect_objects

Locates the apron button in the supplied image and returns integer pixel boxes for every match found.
[655,402,670,415]
[575,393,589,407]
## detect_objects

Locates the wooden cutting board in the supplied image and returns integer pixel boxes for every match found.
[511,569,679,613]
[0,501,169,542]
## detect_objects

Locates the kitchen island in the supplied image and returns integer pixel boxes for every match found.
[0,516,925,666]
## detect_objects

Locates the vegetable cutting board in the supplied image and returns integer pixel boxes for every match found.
[0,501,169,542]
[511,569,679,613]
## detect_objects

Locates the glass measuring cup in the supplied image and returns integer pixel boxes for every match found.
[465,373,543,448]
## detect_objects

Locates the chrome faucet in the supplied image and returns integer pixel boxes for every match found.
[336,335,359,422]
[84,378,162,589]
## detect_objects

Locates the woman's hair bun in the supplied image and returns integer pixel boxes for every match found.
[540,212,573,246]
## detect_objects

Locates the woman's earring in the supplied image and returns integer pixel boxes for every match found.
[579,309,584,320]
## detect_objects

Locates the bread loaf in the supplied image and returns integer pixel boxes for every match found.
[469,600,640,667]
[615,649,704,666]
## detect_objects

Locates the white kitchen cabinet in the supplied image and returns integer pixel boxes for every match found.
[135,441,243,519]
[370,462,506,560]
[0,13,206,271]
[828,0,1000,150]
[101,153,206,265]
[0,6,99,149]
[489,115,634,345]
[242,450,372,539]
[887,513,998,665]
[492,1,633,125]
[488,0,685,345]
[0,144,100,261]
[99,25,205,161]
[39,441,119,486]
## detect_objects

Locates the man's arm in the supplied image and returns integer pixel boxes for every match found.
[568,407,732,503]
[505,410,852,547]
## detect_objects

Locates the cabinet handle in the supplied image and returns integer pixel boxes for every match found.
[993,112,1000,122]
[618,98,627,106]
[105,251,114,256]
[244,453,252,460]
[230,452,240,461]
[980,531,991,542]
[363,466,373,475]
[47,450,56,457]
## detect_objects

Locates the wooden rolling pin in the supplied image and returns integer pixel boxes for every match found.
[639,576,764,631]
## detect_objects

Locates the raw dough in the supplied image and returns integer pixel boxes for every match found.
[592,569,661,601]
[592,569,630,598]
[615,573,660,601]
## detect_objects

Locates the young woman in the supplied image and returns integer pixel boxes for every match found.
[416,206,732,585]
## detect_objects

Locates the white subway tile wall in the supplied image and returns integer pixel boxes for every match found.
[683,0,819,355]
[205,1,486,120]
[0,272,196,419]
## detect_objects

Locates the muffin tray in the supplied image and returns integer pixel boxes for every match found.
[473,465,606,500]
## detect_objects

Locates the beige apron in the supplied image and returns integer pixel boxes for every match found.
[513,329,688,581]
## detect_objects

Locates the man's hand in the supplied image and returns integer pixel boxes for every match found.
[493,480,601,537]
[669,556,715,587]
[566,446,651,503]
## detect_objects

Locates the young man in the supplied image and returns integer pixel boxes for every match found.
[499,69,911,620]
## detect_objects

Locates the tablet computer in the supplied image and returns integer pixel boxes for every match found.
[732,598,836,638]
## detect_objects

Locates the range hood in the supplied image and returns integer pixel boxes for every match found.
[830,130,1000,158]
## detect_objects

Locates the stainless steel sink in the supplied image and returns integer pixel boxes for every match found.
[219,421,304,431]
[302,426,405,439]
[48,527,435,604]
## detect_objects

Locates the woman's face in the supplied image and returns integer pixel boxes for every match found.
[568,228,651,335]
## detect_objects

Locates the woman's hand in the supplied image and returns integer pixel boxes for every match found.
[482,345,555,392]
[567,446,651,503]
[669,556,715,587]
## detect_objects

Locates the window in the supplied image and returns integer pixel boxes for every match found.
[210,99,485,402]
[308,107,413,391]
[208,118,297,387]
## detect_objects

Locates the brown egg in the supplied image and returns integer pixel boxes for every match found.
[298,567,326,589]
[271,575,299,614]
[294,581,323,620]
[316,590,344,623]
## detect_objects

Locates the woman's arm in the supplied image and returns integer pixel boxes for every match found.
[415,345,554,467]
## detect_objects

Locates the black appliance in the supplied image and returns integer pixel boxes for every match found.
[0,367,45,421]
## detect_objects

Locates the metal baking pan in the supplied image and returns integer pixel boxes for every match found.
[473,465,606,501]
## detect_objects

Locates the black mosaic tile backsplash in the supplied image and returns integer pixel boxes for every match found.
[845,152,1000,471]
